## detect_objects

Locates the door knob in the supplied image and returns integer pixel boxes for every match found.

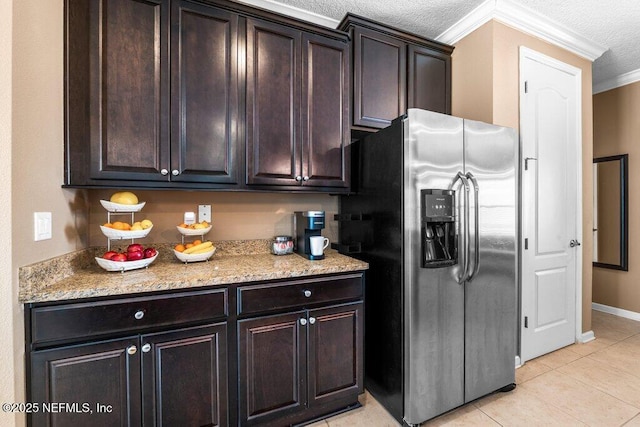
[569,239,581,248]
[295,175,303,182]
[127,345,137,355]
[141,343,151,353]
[160,169,169,176]
[300,318,307,326]
[171,169,180,176]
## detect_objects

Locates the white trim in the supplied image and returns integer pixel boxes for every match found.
[233,0,339,28]
[593,68,640,94]
[593,302,640,322]
[437,0,607,62]
[578,330,595,343]
[519,47,583,361]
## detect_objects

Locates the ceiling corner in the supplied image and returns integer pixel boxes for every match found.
[436,0,608,62]
[593,68,640,94]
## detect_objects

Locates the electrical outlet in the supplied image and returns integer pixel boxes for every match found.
[198,205,211,223]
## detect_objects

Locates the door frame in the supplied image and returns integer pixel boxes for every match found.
[518,46,584,361]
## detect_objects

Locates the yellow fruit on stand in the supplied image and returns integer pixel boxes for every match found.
[110,191,139,205]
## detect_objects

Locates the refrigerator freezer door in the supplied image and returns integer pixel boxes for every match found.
[403,109,465,424]
[463,119,518,402]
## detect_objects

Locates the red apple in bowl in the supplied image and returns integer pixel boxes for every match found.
[127,243,144,253]
[126,250,144,261]
[143,247,157,259]
[102,251,118,260]
[111,253,128,262]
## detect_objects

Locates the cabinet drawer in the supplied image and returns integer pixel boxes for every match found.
[31,288,227,345]
[238,274,363,316]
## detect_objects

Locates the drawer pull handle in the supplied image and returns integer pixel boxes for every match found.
[141,343,151,353]
[134,310,145,320]
[300,318,307,326]
[303,290,312,298]
[309,317,316,325]
[127,345,137,355]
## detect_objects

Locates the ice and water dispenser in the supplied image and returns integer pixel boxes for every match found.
[421,189,457,267]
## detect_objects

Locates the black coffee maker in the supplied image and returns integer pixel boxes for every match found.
[294,211,326,260]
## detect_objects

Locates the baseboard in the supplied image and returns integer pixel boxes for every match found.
[592,302,640,322]
[578,330,595,343]
[515,355,522,368]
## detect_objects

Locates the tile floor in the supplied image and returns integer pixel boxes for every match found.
[312,310,640,426]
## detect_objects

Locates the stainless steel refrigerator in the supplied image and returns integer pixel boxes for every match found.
[339,109,518,426]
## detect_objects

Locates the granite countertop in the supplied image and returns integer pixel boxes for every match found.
[19,240,369,304]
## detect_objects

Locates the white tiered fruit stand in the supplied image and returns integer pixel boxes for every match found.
[95,200,158,272]
[174,224,215,263]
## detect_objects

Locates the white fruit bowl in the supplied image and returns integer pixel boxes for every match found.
[100,200,146,212]
[100,225,153,239]
[176,225,212,236]
[95,252,158,272]
[173,247,216,263]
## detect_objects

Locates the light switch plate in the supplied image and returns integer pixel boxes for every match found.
[34,212,52,241]
[198,205,211,223]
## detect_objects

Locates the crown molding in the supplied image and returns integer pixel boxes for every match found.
[593,68,640,94]
[437,0,607,62]
[233,0,340,28]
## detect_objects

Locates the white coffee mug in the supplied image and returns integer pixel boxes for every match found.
[309,236,329,256]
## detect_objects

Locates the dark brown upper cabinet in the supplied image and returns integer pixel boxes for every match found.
[65,0,239,187]
[339,14,453,131]
[65,0,350,192]
[246,19,350,190]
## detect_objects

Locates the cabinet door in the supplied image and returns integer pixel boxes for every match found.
[238,311,307,425]
[170,1,240,185]
[301,34,350,189]
[142,323,228,427]
[352,27,406,129]
[246,18,302,186]
[88,0,170,182]
[30,337,141,427]
[307,302,363,407]
[407,45,451,114]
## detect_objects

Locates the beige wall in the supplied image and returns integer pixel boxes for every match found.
[452,21,594,333]
[2,0,16,424]
[88,191,339,248]
[593,81,640,312]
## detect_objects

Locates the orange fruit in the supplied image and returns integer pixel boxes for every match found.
[112,221,125,230]
[179,223,188,228]
[185,243,194,249]
[193,239,202,246]
[122,222,131,230]
[103,223,113,228]
[174,244,185,252]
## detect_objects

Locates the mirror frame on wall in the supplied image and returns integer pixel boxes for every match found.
[593,154,628,271]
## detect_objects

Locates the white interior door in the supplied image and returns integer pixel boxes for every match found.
[520,47,582,363]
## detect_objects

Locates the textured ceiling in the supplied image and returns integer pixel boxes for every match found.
[272,0,640,89]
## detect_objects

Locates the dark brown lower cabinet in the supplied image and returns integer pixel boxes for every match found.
[238,302,363,426]
[29,323,227,427]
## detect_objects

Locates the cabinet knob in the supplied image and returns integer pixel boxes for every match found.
[141,343,151,353]
[300,318,307,326]
[161,169,169,176]
[134,310,145,320]
[127,345,137,355]
[303,290,312,298]
[303,176,309,181]
[295,175,303,182]
[309,317,316,325]
[172,169,180,176]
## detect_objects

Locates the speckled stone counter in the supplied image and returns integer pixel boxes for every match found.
[19,240,368,304]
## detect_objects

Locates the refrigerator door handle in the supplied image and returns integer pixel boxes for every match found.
[466,172,480,281]
[452,171,471,283]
